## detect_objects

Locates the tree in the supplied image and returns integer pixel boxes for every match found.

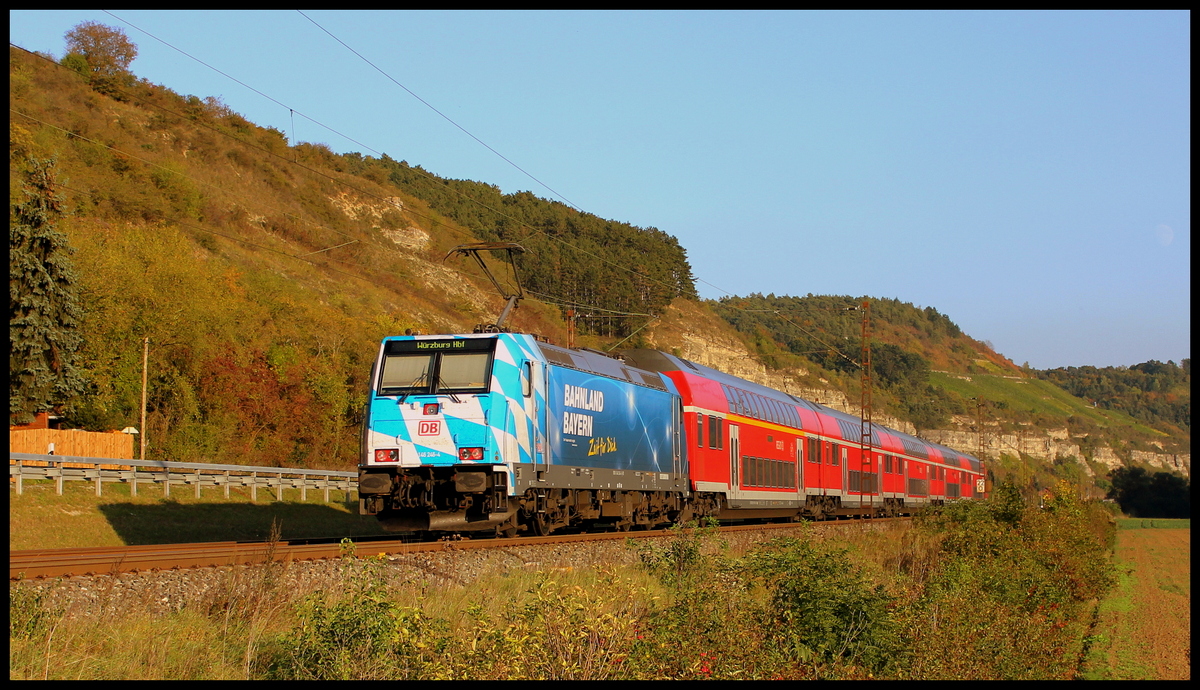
[1107,466,1190,519]
[63,21,137,80]
[10,157,86,425]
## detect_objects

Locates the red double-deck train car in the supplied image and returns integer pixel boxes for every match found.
[622,349,987,520]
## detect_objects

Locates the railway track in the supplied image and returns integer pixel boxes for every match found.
[10,517,909,580]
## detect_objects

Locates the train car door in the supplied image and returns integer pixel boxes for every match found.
[842,445,849,495]
[533,361,548,474]
[728,423,740,493]
[795,439,803,496]
[672,399,685,478]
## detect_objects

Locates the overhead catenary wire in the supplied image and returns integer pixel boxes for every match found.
[93,13,688,301]
[296,10,585,216]
[15,25,854,363]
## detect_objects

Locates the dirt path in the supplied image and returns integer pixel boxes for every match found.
[1084,528,1190,680]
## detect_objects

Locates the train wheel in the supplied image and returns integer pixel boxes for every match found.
[528,513,552,536]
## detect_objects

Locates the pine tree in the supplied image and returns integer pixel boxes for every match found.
[10,157,86,425]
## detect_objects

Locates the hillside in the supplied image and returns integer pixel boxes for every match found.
[9,39,1189,489]
[10,43,570,467]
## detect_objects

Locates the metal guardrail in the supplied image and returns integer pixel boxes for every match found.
[9,453,358,504]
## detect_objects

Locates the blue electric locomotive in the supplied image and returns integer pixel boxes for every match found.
[358,333,691,535]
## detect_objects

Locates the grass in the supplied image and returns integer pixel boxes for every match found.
[8,478,389,550]
[10,489,1132,680]
[1079,527,1190,680]
[1115,518,1190,530]
[929,371,1168,437]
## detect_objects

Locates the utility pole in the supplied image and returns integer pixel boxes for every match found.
[140,337,148,461]
[850,301,874,511]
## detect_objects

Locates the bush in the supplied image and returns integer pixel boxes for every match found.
[743,537,900,675]
[260,557,448,680]
[897,480,1116,679]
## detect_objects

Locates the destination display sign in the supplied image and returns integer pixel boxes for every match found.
[385,337,495,354]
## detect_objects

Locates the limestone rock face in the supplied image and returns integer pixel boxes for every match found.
[645,302,1190,478]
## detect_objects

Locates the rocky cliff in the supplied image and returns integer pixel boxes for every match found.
[644,300,1190,479]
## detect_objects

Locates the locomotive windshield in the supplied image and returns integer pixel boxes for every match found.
[377,338,495,395]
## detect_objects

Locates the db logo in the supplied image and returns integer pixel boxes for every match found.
[418,421,441,436]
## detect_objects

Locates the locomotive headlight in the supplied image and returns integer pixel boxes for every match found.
[458,447,484,461]
[374,449,399,463]
[423,403,439,415]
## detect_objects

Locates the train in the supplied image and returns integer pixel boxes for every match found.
[357,332,988,536]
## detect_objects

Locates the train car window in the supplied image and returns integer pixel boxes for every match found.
[521,361,533,397]
[708,417,724,450]
[697,413,705,448]
[380,353,434,392]
[786,405,800,429]
[437,353,492,391]
[830,443,839,466]
[807,437,819,463]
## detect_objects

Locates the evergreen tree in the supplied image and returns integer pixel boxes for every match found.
[10,157,86,425]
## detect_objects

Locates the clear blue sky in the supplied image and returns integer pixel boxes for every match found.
[10,10,1190,370]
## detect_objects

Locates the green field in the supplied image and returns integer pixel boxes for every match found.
[1115,518,1190,530]
[930,371,1169,437]
[1080,527,1190,680]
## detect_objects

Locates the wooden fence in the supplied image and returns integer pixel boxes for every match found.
[10,428,134,460]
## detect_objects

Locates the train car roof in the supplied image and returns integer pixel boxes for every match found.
[621,349,809,408]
